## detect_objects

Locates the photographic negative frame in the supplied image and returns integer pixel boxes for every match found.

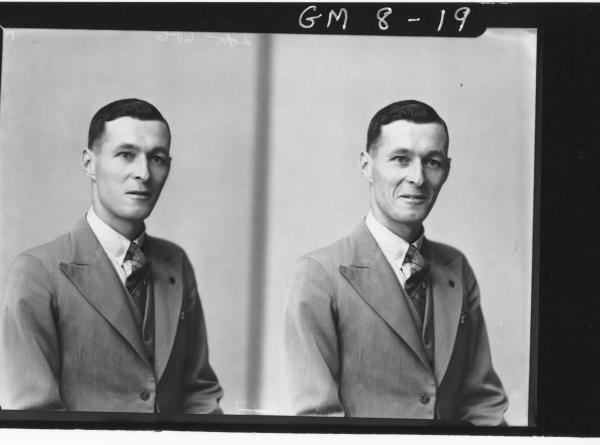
[0,2,598,438]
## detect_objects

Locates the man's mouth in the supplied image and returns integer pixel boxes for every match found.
[126,190,153,199]
[399,194,427,203]
[400,193,427,201]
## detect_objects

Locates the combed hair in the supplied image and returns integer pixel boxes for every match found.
[88,98,170,149]
[366,100,448,152]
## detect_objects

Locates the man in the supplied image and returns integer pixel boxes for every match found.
[0,98,223,413]
[283,100,508,425]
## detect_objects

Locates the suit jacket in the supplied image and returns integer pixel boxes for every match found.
[283,221,508,425]
[0,217,223,413]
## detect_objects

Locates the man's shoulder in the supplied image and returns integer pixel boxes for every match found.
[297,234,351,269]
[294,220,373,271]
[424,238,470,265]
[16,231,73,267]
[145,235,189,261]
[3,232,74,296]
[286,235,352,297]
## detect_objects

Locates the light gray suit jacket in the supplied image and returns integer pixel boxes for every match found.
[0,217,223,412]
[283,221,508,425]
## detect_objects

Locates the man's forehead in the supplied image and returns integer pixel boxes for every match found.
[100,117,170,147]
[104,116,169,132]
[381,120,446,137]
[379,120,448,150]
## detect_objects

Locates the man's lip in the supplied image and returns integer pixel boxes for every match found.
[399,194,427,199]
[126,191,152,196]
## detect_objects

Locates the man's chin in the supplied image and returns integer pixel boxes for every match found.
[391,211,428,227]
[120,206,154,222]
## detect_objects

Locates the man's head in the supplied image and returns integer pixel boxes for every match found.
[360,100,451,242]
[82,98,172,239]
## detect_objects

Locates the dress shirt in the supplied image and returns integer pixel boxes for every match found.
[86,207,145,285]
[365,210,424,289]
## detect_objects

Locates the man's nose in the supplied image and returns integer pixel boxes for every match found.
[405,159,425,186]
[132,155,151,181]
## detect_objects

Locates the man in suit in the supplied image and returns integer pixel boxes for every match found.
[283,100,508,425]
[0,98,223,412]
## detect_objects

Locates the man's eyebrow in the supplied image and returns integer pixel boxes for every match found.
[113,143,139,151]
[387,147,448,158]
[388,148,412,155]
[112,144,169,154]
[424,150,448,158]
[149,146,170,155]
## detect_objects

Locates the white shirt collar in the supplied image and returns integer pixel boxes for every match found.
[365,210,424,266]
[86,207,145,267]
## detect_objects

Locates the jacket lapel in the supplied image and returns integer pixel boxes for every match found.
[147,238,183,382]
[339,221,431,371]
[59,217,150,366]
[423,240,463,384]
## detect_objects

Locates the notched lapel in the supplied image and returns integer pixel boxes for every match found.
[340,222,431,370]
[428,249,463,384]
[60,219,149,366]
[149,241,183,382]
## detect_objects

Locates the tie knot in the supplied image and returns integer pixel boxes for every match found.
[124,242,148,277]
[403,244,429,281]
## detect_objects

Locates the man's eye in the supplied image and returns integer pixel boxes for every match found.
[425,158,444,169]
[150,155,168,165]
[118,152,135,160]
[392,156,411,165]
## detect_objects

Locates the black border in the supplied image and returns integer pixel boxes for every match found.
[529,24,543,430]
[1,2,599,437]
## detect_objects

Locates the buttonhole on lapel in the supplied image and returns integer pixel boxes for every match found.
[459,304,467,325]
[448,280,455,287]
[169,276,176,284]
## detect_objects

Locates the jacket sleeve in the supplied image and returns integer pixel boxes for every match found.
[456,258,509,425]
[179,254,224,414]
[283,256,344,416]
[0,253,65,410]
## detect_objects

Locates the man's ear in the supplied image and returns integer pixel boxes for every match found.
[81,148,96,180]
[443,157,452,184]
[360,151,373,184]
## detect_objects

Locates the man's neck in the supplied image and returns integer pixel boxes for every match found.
[370,209,423,244]
[91,204,144,241]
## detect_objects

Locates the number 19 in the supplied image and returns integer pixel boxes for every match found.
[437,7,471,32]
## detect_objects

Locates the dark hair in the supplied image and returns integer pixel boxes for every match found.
[366,100,449,153]
[88,98,170,149]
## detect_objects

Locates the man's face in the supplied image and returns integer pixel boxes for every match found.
[83,116,171,231]
[361,120,450,240]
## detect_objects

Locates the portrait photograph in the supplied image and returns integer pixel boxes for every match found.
[0,17,536,430]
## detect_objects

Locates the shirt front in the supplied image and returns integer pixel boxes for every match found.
[86,207,146,285]
[365,210,424,288]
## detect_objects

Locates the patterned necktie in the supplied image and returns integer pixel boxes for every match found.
[400,244,430,322]
[124,241,149,317]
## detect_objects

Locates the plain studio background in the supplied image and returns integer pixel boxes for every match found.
[0,28,536,425]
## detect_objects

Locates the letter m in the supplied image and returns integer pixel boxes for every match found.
[327,8,348,30]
